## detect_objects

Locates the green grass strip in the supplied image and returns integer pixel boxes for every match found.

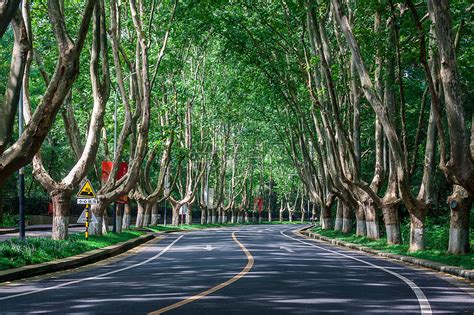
[0,231,143,271]
[311,226,473,270]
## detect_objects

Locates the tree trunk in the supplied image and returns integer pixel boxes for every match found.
[320,206,332,229]
[342,204,352,233]
[363,202,379,240]
[171,204,180,226]
[409,210,426,252]
[447,185,472,255]
[151,203,159,226]
[355,205,366,236]
[51,190,72,240]
[116,204,123,233]
[143,203,151,227]
[186,206,192,225]
[211,208,216,223]
[382,202,401,244]
[136,200,145,228]
[231,209,236,223]
[244,211,249,223]
[122,202,131,230]
[90,202,106,236]
[0,190,4,224]
[334,200,343,231]
[301,210,305,223]
[201,207,207,224]
[102,213,108,234]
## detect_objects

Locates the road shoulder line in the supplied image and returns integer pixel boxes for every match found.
[301,229,474,281]
[149,231,254,315]
[0,233,156,284]
[282,228,432,315]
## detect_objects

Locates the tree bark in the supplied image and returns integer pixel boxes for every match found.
[447,185,472,254]
[334,200,343,231]
[51,190,72,240]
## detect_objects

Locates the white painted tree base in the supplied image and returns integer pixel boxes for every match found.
[116,215,122,233]
[342,219,352,233]
[366,221,380,239]
[334,218,343,231]
[409,227,424,252]
[151,214,159,226]
[52,216,69,240]
[385,224,401,244]
[321,218,332,229]
[448,228,469,254]
[356,220,366,236]
[122,215,131,230]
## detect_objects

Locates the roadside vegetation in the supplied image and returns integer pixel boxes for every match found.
[311,220,474,270]
[0,231,143,271]
[0,0,472,266]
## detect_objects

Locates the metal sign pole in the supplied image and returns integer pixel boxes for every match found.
[85,204,89,241]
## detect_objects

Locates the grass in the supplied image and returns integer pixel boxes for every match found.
[0,231,143,271]
[310,226,474,270]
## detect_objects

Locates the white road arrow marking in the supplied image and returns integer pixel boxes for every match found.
[280,246,294,253]
[204,245,215,251]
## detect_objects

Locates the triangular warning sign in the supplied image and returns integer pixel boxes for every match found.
[77,209,99,224]
[76,179,96,198]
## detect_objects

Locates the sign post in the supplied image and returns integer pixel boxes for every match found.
[76,179,98,240]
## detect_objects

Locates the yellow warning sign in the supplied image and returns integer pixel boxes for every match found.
[76,179,96,198]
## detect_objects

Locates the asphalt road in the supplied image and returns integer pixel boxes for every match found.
[0,225,472,314]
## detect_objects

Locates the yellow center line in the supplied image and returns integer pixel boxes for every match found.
[148,232,254,315]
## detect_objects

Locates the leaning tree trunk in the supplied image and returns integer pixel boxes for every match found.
[51,190,72,240]
[122,202,131,230]
[447,185,472,255]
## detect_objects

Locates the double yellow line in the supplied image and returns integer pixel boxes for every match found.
[149,232,254,314]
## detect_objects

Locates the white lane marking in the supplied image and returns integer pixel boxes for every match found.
[281,230,432,315]
[204,245,215,251]
[279,246,294,253]
[0,235,184,301]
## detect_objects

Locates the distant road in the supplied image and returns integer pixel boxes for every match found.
[0,224,472,314]
[0,225,85,241]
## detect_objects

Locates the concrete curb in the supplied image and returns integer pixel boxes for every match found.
[299,229,473,281]
[0,233,155,283]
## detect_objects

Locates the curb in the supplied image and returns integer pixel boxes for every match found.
[299,229,473,281]
[0,233,155,283]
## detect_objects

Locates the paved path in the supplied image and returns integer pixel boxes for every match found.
[0,225,472,314]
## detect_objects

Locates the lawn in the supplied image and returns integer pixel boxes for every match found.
[0,231,143,271]
[310,226,474,270]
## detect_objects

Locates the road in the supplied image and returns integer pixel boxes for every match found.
[0,226,85,241]
[0,225,472,314]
